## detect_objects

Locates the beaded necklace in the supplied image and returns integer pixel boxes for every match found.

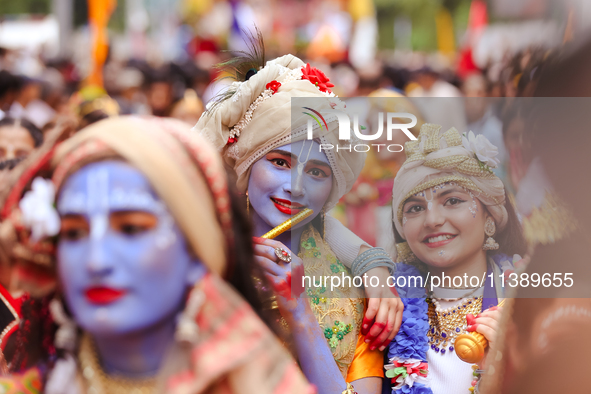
[426,295,482,355]
[427,296,484,393]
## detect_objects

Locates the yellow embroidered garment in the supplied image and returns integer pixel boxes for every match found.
[299,225,365,377]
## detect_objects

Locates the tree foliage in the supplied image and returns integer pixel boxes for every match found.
[0,0,51,15]
[375,0,473,51]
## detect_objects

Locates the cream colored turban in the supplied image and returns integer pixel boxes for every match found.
[194,54,365,209]
[392,123,508,239]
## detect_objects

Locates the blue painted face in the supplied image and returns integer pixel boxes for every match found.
[56,161,206,336]
[247,140,333,230]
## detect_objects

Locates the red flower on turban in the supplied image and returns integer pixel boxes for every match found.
[301,63,334,93]
[265,80,281,94]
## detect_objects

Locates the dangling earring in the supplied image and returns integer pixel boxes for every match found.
[175,287,205,345]
[246,191,250,215]
[49,298,77,352]
[482,217,499,250]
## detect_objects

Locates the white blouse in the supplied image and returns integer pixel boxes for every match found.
[427,286,484,394]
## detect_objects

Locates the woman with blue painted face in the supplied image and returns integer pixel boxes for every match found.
[0,117,314,394]
[196,52,404,394]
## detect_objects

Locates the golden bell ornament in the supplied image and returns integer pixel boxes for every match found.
[454,332,488,363]
[454,299,505,363]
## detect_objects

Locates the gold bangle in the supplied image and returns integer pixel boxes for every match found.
[342,382,357,394]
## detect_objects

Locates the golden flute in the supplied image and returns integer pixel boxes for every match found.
[454,299,507,363]
[261,208,314,239]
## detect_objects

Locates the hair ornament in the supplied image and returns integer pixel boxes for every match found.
[19,177,60,242]
[461,131,500,172]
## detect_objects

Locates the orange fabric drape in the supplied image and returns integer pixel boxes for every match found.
[87,0,117,87]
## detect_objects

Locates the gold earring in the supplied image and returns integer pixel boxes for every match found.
[482,217,499,250]
[396,242,419,264]
[246,191,250,215]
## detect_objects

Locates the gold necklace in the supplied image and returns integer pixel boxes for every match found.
[78,334,157,394]
[426,296,482,355]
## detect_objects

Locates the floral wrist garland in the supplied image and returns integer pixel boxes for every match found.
[385,263,433,394]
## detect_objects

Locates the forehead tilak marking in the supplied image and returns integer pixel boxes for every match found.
[87,166,109,213]
[60,164,178,248]
[58,164,166,214]
[87,167,109,240]
[296,140,315,176]
[412,182,457,211]
[397,175,493,225]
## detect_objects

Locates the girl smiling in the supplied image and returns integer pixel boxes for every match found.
[386,124,526,394]
[196,52,403,394]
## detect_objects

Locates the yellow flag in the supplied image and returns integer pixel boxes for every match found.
[435,7,455,55]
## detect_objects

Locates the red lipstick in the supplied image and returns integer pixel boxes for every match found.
[271,197,306,215]
[85,287,126,305]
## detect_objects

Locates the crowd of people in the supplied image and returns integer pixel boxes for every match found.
[0,24,589,394]
[0,39,554,175]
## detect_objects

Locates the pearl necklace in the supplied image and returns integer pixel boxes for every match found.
[428,286,481,302]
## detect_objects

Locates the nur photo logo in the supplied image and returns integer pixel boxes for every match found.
[303,107,418,152]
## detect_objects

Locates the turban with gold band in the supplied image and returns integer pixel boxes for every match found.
[392,123,508,240]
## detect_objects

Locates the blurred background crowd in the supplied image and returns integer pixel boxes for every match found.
[0,0,589,185]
